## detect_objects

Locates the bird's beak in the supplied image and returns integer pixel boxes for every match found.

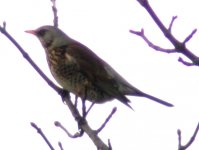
[25,30,36,35]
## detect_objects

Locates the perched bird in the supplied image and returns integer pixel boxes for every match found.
[25,25,173,109]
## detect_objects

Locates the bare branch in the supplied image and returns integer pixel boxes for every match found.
[51,0,58,27]
[168,16,177,32]
[96,107,117,133]
[178,129,182,149]
[58,142,64,150]
[133,3,199,148]
[129,29,177,53]
[183,122,199,149]
[136,0,148,7]
[55,121,83,138]
[3,21,6,29]
[30,122,55,150]
[178,57,195,66]
[183,29,197,44]
[134,0,199,66]
[108,139,112,150]
[178,122,199,150]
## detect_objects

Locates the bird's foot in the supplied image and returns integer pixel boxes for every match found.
[57,89,70,103]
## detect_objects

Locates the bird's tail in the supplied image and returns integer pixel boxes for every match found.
[136,92,174,107]
[120,83,174,107]
[117,95,134,110]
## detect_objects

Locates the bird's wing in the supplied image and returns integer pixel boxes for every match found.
[64,42,129,96]
[65,42,112,80]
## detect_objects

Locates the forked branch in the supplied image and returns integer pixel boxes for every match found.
[132,0,199,66]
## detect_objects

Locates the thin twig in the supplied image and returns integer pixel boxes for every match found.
[30,122,55,150]
[58,142,64,150]
[96,107,117,133]
[129,29,177,53]
[137,0,148,7]
[55,121,83,138]
[183,29,197,44]
[183,122,199,149]
[178,57,195,66]
[108,139,112,150]
[3,21,6,29]
[178,129,182,149]
[178,122,199,150]
[168,16,177,32]
[51,0,58,27]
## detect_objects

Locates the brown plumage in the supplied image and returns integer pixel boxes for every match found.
[26,25,173,109]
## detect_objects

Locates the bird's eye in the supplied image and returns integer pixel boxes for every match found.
[37,29,47,37]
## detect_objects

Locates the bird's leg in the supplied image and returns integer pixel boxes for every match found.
[76,126,84,137]
[81,86,95,118]
[81,86,87,118]
[74,95,78,108]
[84,103,95,117]
[57,88,70,104]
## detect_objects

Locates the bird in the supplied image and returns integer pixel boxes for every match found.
[25,25,173,109]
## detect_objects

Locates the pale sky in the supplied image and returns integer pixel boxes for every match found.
[0,0,199,149]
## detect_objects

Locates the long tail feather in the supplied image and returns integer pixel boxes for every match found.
[140,92,174,107]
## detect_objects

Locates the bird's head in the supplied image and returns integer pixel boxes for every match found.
[25,25,71,50]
